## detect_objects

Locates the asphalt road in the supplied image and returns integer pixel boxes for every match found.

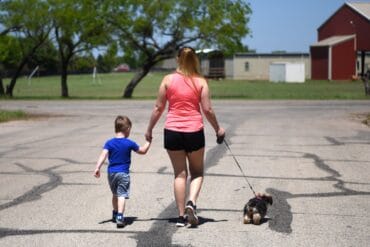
[0,100,369,247]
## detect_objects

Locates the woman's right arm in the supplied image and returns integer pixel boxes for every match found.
[200,79,225,140]
[145,76,169,142]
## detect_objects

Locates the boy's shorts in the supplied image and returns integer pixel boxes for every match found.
[164,128,205,152]
[108,172,130,199]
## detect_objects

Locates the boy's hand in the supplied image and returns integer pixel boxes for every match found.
[94,168,100,178]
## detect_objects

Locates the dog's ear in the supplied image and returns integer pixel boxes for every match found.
[243,204,249,214]
[267,195,273,205]
[262,194,273,205]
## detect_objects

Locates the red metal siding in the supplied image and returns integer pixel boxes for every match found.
[318,5,370,50]
[311,46,329,80]
[331,39,356,80]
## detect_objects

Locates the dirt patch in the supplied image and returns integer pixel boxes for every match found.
[24,113,68,121]
[0,112,66,123]
[362,114,370,126]
[351,113,370,127]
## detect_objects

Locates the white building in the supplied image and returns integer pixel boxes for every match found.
[231,53,311,80]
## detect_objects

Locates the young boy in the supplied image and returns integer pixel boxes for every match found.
[94,115,151,228]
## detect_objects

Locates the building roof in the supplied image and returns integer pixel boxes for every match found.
[318,2,370,30]
[311,35,355,47]
[347,2,370,21]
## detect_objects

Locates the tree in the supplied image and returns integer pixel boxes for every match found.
[105,0,252,98]
[48,0,111,97]
[96,42,119,73]
[69,53,96,74]
[0,35,15,95]
[28,39,59,76]
[0,19,22,95]
[0,0,53,97]
[0,35,23,81]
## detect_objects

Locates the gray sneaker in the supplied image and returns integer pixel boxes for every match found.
[116,215,125,228]
[185,201,199,226]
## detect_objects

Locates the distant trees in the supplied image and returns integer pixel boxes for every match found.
[0,0,109,97]
[50,0,110,97]
[96,43,119,73]
[0,0,52,96]
[0,0,252,98]
[0,35,22,95]
[104,0,251,98]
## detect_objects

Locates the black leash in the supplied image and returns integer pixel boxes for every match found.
[223,139,257,197]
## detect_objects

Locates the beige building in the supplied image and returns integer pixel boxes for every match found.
[155,52,369,80]
[232,53,311,80]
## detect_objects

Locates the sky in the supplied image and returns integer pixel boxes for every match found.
[243,0,369,53]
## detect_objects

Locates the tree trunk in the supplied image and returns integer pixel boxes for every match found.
[0,77,4,96]
[5,57,29,97]
[4,33,48,97]
[360,51,365,78]
[60,61,69,98]
[123,62,154,98]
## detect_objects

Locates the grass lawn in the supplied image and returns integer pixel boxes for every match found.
[1,72,369,99]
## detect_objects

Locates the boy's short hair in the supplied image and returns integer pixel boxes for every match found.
[115,115,132,133]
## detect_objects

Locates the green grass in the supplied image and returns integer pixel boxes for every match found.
[209,79,368,99]
[0,109,28,123]
[1,72,369,99]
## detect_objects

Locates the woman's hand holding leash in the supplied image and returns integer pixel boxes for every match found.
[216,127,225,144]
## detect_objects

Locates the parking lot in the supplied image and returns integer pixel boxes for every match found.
[1,100,369,246]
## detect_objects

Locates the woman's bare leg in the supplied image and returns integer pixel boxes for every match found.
[187,147,205,205]
[167,150,188,216]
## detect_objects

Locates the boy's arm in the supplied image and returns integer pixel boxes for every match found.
[94,149,108,178]
[136,141,151,155]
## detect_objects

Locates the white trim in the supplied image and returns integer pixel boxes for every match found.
[311,35,356,47]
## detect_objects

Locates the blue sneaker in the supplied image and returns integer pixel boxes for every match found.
[116,214,125,228]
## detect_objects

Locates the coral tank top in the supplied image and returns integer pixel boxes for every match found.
[165,72,204,132]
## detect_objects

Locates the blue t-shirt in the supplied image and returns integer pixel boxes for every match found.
[103,137,139,174]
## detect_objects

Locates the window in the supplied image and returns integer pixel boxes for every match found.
[245,62,250,71]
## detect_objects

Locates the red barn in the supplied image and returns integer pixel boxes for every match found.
[311,2,370,80]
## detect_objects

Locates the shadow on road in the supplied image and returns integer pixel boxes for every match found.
[99,216,227,226]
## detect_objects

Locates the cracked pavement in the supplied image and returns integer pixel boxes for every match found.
[0,100,369,246]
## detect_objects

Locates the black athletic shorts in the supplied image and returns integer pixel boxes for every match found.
[164,128,205,152]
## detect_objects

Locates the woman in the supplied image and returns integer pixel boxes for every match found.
[145,47,225,227]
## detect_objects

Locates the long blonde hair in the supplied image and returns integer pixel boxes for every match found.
[177,47,201,76]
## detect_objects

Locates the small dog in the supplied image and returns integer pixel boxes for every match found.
[243,192,273,225]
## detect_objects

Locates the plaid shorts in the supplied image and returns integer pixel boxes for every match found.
[108,172,130,198]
